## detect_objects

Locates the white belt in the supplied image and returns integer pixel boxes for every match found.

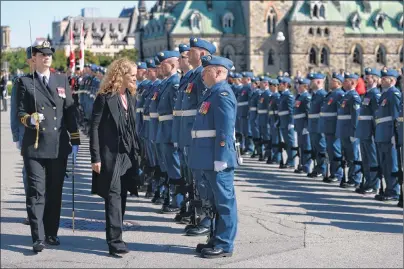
[358,115,373,121]
[159,114,173,121]
[182,109,197,116]
[375,116,392,125]
[293,113,306,119]
[143,116,150,121]
[249,107,257,111]
[397,117,404,122]
[136,108,144,113]
[150,113,159,118]
[191,130,216,138]
[320,112,337,117]
[278,111,289,116]
[237,101,248,106]
[257,109,267,114]
[308,113,320,119]
[338,115,352,120]
[173,110,181,116]
[269,110,279,115]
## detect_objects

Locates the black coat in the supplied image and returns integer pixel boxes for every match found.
[16,72,80,159]
[89,92,141,199]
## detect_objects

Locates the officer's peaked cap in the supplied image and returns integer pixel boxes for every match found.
[32,40,55,55]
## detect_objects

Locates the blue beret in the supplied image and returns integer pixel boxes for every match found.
[332,72,344,83]
[136,61,147,70]
[278,76,291,84]
[381,68,399,78]
[270,79,280,85]
[98,67,106,75]
[189,37,216,54]
[26,46,32,59]
[298,78,311,85]
[233,73,242,79]
[157,51,180,62]
[201,55,234,71]
[146,59,156,68]
[344,72,359,80]
[241,72,254,78]
[364,67,381,77]
[307,73,325,80]
[91,64,98,72]
[260,76,271,82]
[251,76,260,83]
[229,72,234,78]
[154,56,161,66]
[179,44,190,53]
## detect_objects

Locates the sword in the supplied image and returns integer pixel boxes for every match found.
[72,154,75,232]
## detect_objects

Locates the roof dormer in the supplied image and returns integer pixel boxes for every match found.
[310,1,325,19]
[374,11,386,29]
[351,12,361,29]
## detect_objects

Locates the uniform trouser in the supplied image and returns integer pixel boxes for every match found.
[297,133,313,173]
[154,142,167,172]
[360,139,381,190]
[259,124,270,158]
[183,146,194,186]
[240,117,254,153]
[270,125,281,162]
[194,168,238,253]
[341,137,362,184]
[24,156,68,243]
[377,142,400,197]
[325,134,343,180]
[192,166,211,229]
[310,133,327,175]
[105,169,130,248]
[146,140,157,167]
[161,143,183,208]
[280,127,297,167]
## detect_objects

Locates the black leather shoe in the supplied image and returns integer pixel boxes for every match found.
[109,244,129,257]
[250,153,257,158]
[33,240,45,253]
[294,167,304,174]
[45,236,60,246]
[323,177,338,183]
[307,171,322,178]
[258,155,265,162]
[186,226,210,236]
[357,187,377,194]
[201,247,233,258]
[340,181,359,189]
[153,198,164,205]
[397,199,403,208]
[22,217,30,225]
[145,191,154,198]
[196,242,214,253]
[375,194,399,201]
[160,206,180,214]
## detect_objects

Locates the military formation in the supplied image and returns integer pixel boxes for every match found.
[10,37,403,257]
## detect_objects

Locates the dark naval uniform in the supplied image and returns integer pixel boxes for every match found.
[16,41,80,250]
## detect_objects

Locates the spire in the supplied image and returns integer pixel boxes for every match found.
[138,0,146,13]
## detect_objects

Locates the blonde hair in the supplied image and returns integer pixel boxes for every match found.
[98,58,137,96]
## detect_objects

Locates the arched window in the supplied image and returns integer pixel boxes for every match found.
[267,8,277,34]
[268,49,274,65]
[320,5,325,18]
[222,45,236,61]
[353,45,362,64]
[320,47,329,65]
[399,14,404,29]
[309,47,317,65]
[309,28,314,35]
[324,28,329,36]
[351,13,361,29]
[313,5,319,18]
[317,28,322,36]
[400,47,404,63]
[190,13,201,30]
[222,12,234,30]
[375,13,385,29]
[376,46,386,65]
[267,17,272,34]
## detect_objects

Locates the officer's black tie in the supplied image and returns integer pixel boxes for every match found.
[43,76,48,87]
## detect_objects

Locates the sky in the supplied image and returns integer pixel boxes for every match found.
[1,1,156,48]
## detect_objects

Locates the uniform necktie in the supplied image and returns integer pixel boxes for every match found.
[43,76,48,87]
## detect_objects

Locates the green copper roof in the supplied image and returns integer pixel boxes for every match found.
[290,1,344,22]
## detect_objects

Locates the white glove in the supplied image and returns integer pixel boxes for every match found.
[72,145,79,157]
[214,161,228,172]
[173,142,178,148]
[391,136,396,146]
[15,141,21,150]
[302,128,309,135]
[288,124,294,130]
[30,113,45,125]
[350,136,357,143]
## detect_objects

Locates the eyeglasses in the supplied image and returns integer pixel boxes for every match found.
[181,56,189,59]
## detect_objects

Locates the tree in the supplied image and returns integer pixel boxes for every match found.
[114,48,138,62]
[1,49,29,74]
[52,49,68,72]
[98,55,114,67]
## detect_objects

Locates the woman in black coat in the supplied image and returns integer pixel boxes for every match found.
[90,58,140,256]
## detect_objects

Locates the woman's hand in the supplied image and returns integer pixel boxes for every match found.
[92,162,101,174]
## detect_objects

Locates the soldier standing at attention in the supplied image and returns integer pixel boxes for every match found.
[189,55,238,259]
[237,72,254,155]
[256,76,271,161]
[16,41,80,253]
[267,79,282,164]
[249,76,263,159]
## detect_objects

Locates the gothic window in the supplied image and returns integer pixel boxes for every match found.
[190,12,201,30]
[400,47,403,63]
[309,47,317,65]
[320,5,325,18]
[320,47,329,65]
[222,45,236,61]
[101,23,105,32]
[268,49,274,65]
[317,28,322,36]
[324,28,329,36]
[309,28,314,35]
[222,12,234,31]
[376,45,386,65]
[351,13,361,29]
[92,22,97,31]
[353,45,362,64]
[313,5,319,18]
[399,14,404,29]
[267,17,272,34]
[267,8,277,34]
[375,13,385,29]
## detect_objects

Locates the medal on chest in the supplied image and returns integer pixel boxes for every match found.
[199,101,211,115]
[57,87,66,98]
[269,100,273,106]
[362,98,370,106]
[341,100,347,108]
[381,98,387,106]
[260,97,264,103]
[151,92,158,101]
[185,83,193,94]
[295,100,301,108]
[328,98,333,105]
[241,90,247,96]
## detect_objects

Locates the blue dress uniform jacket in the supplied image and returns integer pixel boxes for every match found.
[398,105,403,146]
[237,84,252,132]
[135,80,151,135]
[375,87,401,143]
[336,89,361,139]
[179,66,204,148]
[268,92,281,162]
[293,91,311,134]
[149,79,166,142]
[278,89,294,129]
[319,89,345,135]
[156,74,180,144]
[140,80,156,140]
[308,89,327,133]
[355,87,381,140]
[172,70,192,145]
[17,73,80,159]
[189,81,238,170]
[257,90,271,140]
[249,89,261,139]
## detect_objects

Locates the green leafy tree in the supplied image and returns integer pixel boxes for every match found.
[114,48,138,62]
[1,49,29,74]
[98,55,114,67]
[51,49,68,71]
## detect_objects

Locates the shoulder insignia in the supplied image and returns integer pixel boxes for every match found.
[394,92,401,96]
[220,92,229,96]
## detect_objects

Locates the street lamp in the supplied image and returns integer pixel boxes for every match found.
[276,31,286,75]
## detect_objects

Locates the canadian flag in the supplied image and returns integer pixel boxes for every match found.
[69,19,75,71]
[79,21,85,71]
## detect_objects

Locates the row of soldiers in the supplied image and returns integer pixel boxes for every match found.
[228,67,403,207]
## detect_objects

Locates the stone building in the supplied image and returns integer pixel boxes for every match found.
[1,26,11,51]
[136,0,404,75]
[52,7,138,57]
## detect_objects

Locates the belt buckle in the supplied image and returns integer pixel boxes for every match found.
[194,131,198,138]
